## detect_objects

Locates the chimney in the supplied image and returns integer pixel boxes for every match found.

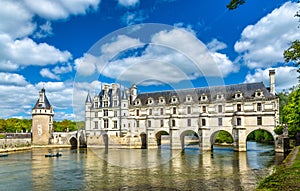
[269,69,275,95]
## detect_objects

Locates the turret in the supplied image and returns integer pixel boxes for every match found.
[31,88,54,145]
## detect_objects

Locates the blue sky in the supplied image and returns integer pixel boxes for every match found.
[0,0,299,121]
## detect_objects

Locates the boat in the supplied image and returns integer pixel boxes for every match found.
[0,153,8,157]
[45,153,62,157]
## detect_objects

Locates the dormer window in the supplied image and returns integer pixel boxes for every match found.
[186,95,192,102]
[234,91,243,99]
[216,94,223,100]
[171,96,178,103]
[135,99,141,106]
[255,90,264,98]
[159,97,165,104]
[147,98,154,105]
[200,94,207,101]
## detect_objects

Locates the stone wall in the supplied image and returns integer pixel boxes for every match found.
[0,138,31,149]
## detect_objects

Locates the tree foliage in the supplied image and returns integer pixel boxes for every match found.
[281,87,300,138]
[215,131,233,143]
[0,118,31,133]
[247,130,274,143]
[227,0,245,10]
[53,120,79,132]
[284,40,300,78]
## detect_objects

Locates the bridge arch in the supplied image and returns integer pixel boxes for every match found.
[69,136,77,147]
[140,132,147,149]
[245,128,275,150]
[155,130,169,146]
[210,130,233,150]
[180,129,199,150]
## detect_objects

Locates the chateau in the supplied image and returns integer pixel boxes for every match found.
[85,70,282,151]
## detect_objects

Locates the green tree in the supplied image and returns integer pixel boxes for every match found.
[53,120,78,132]
[284,40,300,78]
[0,119,6,133]
[278,92,289,123]
[282,88,300,138]
[215,131,233,144]
[227,0,245,10]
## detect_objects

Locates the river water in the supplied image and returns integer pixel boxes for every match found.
[0,142,283,191]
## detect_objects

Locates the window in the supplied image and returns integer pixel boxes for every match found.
[160,119,164,127]
[201,119,206,126]
[187,106,191,114]
[94,121,98,129]
[218,105,222,113]
[218,118,222,126]
[95,112,98,118]
[257,103,262,111]
[172,119,176,127]
[103,101,108,107]
[94,102,98,108]
[173,107,176,114]
[113,121,117,129]
[104,119,108,129]
[237,118,241,126]
[257,116,262,125]
[202,106,206,113]
[187,119,191,126]
[237,104,241,112]
[114,111,117,117]
[104,109,108,116]
[160,108,164,115]
[148,120,151,127]
[149,109,152,115]
[113,100,117,106]
[136,109,140,116]
[136,121,139,127]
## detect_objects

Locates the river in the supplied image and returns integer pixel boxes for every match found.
[0,142,284,191]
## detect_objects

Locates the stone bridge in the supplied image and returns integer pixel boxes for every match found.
[132,125,286,152]
[51,129,86,147]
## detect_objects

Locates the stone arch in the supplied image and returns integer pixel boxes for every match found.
[180,129,199,150]
[155,130,169,146]
[246,128,275,150]
[69,136,77,148]
[140,132,147,149]
[210,130,233,145]
[210,130,233,150]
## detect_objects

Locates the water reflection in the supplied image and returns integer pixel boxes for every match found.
[0,142,283,191]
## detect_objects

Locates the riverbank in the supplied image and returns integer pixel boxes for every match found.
[256,146,300,191]
[0,144,73,153]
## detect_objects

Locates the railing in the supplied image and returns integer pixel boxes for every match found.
[0,133,31,139]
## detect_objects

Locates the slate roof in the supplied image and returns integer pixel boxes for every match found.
[134,82,276,106]
[33,88,52,109]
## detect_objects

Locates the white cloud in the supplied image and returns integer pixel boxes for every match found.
[40,68,60,80]
[118,0,139,7]
[0,72,28,86]
[121,11,147,25]
[75,27,237,86]
[52,63,73,74]
[0,1,35,39]
[244,67,298,92]
[235,2,300,69]
[33,21,53,39]
[23,0,100,20]
[0,37,71,71]
[207,39,227,52]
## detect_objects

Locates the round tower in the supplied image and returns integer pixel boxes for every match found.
[31,88,54,145]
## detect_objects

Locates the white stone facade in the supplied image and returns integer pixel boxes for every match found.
[85,71,281,151]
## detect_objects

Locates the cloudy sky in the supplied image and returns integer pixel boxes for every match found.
[0,0,299,121]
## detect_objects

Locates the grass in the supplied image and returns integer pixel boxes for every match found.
[256,146,300,191]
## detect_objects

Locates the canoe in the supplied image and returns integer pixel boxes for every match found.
[0,153,8,157]
[45,153,62,157]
